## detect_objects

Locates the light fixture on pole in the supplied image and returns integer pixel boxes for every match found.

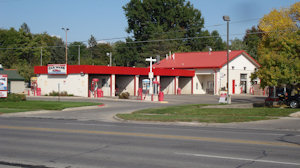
[62,27,69,65]
[106,52,112,66]
[223,15,231,104]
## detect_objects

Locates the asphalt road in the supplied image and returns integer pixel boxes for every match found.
[0,117,300,168]
[1,95,300,168]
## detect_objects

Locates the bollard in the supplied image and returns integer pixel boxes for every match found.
[158,91,164,101]
[177,88,181,95]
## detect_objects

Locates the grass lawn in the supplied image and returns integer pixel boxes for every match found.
[116,104,299,123]
[0,100,101,114]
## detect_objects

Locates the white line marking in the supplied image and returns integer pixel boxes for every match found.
[175,152,300,166]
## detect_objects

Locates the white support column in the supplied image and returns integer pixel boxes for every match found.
[175,76,179,95]
[110,74,115,97]
[156,76,160,92]
[134,75,139,96]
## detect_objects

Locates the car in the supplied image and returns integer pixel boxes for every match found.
[288,94,300,108]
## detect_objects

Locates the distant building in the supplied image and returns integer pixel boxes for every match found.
[153,50,260,95]
[0,66,25,94]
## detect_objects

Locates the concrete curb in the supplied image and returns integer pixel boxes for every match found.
[113,114,300,131]
[0,110,59,117]
[0,105,106,117]
[27,96,168,104]
[62,105,104,111]
[202,103,254,108]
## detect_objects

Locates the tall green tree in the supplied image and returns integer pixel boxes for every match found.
[88,35,97,59]
[123,0,215,66]
[114,39,139,67]
[230,38,245,50]
[68,42,88,65]
[243,26,262,60]
[20,22,31,34]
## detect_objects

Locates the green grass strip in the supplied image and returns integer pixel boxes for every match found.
[0,100,101,113]
[117,104,299,123]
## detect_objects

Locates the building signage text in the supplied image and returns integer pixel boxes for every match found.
[48,64,67,75]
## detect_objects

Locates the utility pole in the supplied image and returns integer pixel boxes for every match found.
[78,45,80,65]
[62,27,69,65]
[223,15,231,104]
[40,47,43,66]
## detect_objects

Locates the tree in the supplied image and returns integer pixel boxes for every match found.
[88,35,98,59]
[20,22,30,34]
[114,39,139,67]
[253,2,300,87]
[243,26,262,60]
[230,38,245,50]
[68,42,88,65]
[123,0,216,65]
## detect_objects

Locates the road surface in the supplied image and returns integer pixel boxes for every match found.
[0,117,299,168]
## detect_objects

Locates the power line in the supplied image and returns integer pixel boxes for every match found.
[76,17,262,43]
[0,28,296,51]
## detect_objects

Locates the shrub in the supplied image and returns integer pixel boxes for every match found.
[119,92,130,99]
[48,91,73,96]
[0,93,26,102]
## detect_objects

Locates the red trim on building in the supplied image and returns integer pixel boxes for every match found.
[34,65,194,77]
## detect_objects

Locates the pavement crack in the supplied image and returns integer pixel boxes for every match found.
[0,160,54,168]
[235,150,267,168]
[277,134,300,146]
[47,144,109,163]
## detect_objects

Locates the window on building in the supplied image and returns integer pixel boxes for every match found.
[244,67,246,70]
[207,81,214,89]
[232,66,235,70]
[241,74,247,79]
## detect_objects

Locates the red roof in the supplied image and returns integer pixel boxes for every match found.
[153,50,260,69]
[34,65,194,77]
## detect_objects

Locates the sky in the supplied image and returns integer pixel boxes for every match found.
[0,0,298,44]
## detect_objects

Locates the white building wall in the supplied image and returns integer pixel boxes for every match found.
[220,54,257,94]
[160,77,175,94]
[193,69,215,94]
[179,77,192,94]
[116,76,134,96]
[37,74,88,97]
[10,81,25,93]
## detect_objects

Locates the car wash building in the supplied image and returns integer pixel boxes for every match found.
[34,50,259,97]
[153,50,260,95]
[34,64,195,97]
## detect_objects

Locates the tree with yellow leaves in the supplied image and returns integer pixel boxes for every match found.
[253,2,300,88]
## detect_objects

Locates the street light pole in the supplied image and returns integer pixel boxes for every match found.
[40,47,43,66]
[223,15,231,104]
[62,28,69,65]
[106,52,112,66]
[78,45,80,65]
